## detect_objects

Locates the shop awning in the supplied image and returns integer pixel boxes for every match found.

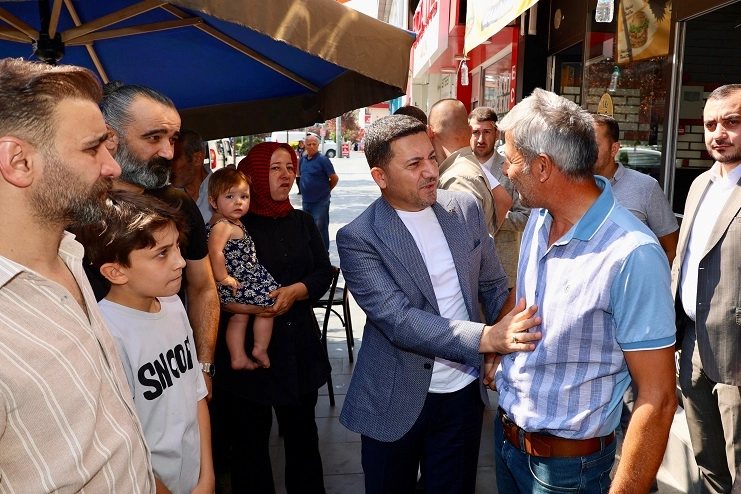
[464,0,538,54]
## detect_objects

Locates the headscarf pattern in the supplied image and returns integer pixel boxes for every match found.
[237,142,296,218]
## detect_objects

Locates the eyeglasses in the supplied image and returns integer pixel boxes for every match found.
[497,145,506,158]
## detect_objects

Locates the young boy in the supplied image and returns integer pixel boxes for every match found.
[74,190,214,494]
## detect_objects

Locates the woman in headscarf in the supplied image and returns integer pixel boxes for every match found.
[212,142,332,493]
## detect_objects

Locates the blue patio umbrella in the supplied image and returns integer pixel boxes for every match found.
[0,0,414,139]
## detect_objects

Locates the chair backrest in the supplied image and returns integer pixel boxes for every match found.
[319,266,341,340]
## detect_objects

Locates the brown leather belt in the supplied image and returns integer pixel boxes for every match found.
[498,408,615,458]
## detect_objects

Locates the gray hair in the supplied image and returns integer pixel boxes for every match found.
[498,88,597,181]
[101,81,176,136]
[364,115,427,170]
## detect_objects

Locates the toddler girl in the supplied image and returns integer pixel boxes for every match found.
[206,168,279,370]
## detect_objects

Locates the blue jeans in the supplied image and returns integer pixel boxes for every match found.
[302,198,330,250]
[494,416,616,494]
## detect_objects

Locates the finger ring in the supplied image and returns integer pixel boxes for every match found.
[512,335,518,344]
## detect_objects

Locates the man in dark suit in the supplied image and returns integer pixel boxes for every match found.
[673,83,741,493]
[336,114,541,494]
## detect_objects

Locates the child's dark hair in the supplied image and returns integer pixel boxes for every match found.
[73,190,188,269]
[208,167,252,201]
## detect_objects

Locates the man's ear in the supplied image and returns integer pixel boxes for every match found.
[535,154,554,183]
[192,150,206,168]
[427,124,435,140]
[104,125,119,155]
[100,262,128,286]
[610,141,621,161]
[0,137,36,188]
[370,166,387,190]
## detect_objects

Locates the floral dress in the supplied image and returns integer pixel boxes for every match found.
[206,219,279,306]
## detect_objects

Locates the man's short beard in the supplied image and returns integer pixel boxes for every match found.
[116,139,171,189]
[31,152,113,227]
[710,147,741,165]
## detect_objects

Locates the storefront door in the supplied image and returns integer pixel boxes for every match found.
[667,0,741,214]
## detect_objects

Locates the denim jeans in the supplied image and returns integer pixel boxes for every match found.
[494,417,616,494]
[302,198,330,250]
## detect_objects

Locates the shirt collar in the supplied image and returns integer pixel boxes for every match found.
[538,176,615,245]
[608,162,626,185]
[709,161,741,189]
[0,232,83,288]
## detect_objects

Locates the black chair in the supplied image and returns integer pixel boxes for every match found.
[313,266,354,363]
[311,311,335,406]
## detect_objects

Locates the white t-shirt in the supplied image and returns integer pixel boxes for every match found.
[396,208,478,393]
[99,295,208,494]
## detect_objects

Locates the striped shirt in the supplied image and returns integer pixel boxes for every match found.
[495,177,675,439]
[0,233,154,493]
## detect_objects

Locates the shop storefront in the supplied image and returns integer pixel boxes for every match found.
[539,0,741,214]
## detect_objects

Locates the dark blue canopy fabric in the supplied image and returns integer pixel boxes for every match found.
[0,0,414,139]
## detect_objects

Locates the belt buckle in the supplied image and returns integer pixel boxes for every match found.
[499,408,515,427]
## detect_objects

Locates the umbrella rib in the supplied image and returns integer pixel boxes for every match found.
[160,4,320,93]
[0,8,39,39]
[0,26,32,43]
[67,18,202,45]
[63,0,109,84]
[61,0,167,43]
[48,0,63,38]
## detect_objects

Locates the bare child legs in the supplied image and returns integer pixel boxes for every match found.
[226,314,257,370]
[225,313,274,370]
[251,316,273,369]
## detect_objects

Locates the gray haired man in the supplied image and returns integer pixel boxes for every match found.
[495,88,677,493]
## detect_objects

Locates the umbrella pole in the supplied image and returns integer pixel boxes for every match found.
[33,0,64,65]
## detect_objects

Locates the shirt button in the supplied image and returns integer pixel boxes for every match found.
[61,295,68,303]
[286,321,292,326]
[424,363,431,370]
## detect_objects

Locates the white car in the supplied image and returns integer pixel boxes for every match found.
[321,140,337,158]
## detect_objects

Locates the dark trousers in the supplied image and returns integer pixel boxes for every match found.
[361,379,484,494]
[216,389,325,494]
[679,319,741,494]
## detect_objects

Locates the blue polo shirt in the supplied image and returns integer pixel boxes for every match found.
[300,152,336,203]
[495,176,675,439]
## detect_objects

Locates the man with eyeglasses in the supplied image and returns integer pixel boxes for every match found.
[469,107,529,289]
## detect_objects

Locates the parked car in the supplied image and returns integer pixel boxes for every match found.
[617,146,661,180]
[269,130,337,158]
[321,140,337,158]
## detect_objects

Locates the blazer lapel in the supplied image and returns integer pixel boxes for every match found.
[373,198,440,312]
[703,178,741,258]
[677,174,711,259]
[432,195,474,320]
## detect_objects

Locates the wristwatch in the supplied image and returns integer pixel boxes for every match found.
[199,362,216,378]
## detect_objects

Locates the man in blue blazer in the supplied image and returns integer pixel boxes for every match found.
[337,115,541,494]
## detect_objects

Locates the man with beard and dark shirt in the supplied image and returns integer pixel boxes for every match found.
[0,58,154,492]
[96,82,220,398]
